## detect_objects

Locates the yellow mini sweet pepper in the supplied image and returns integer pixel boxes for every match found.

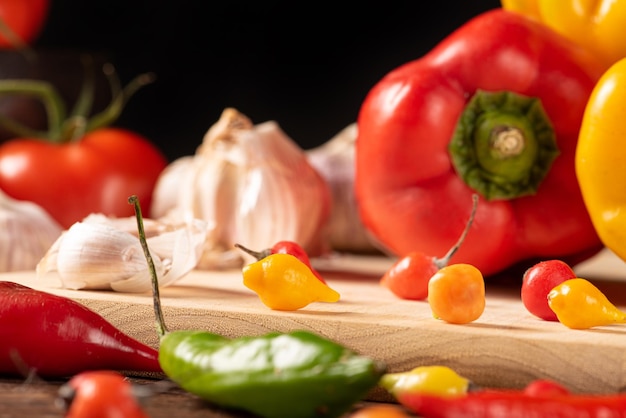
[502,0,626,69]
[242,253,340,311]
[380,366,471,399]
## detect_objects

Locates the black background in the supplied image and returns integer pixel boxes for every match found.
[34,0,502,161]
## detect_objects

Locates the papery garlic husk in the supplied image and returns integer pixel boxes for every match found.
[307,123,380,254]
[152,108,333,269]
[36,214,209,293]
[0,189,63,272]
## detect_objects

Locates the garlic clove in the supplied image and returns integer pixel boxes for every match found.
[151,108,332,269]
[0,189,63,272]
[307,123,380,254]
[150,155,194,219]
[36,215,209,293]
[37,220,165,291]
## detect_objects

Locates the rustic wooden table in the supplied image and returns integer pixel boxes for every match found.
[0,376,413,418]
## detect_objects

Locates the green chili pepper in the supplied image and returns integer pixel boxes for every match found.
[129,196,386,418]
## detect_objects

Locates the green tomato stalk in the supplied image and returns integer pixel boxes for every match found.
[0,59,154,143]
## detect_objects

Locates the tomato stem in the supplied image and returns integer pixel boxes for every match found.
[129,195,169,339]
[87,66,156,132]
[0,79,66,140]
[434,194,479,269]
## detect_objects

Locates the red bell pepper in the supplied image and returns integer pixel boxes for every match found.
[355,9,605,276]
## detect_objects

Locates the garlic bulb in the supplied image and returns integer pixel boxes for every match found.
[36,214,209,293]
[306,123,379,253]
[0,189,63,272]
[152,108,332,269]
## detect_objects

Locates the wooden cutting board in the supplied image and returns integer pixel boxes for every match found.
[4,248,626,399]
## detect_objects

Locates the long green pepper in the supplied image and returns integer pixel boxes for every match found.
[129,196,386,418]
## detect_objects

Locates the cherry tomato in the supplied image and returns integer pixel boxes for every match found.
[428,263,485,324]
[0,0,49,48]
[0,128,167,229]
[521,260,576,321]
[349,404,413,418]
[59,371,149,418]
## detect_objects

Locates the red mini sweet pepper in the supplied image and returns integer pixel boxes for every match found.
[355,9,605,276]
[0,281,162,378]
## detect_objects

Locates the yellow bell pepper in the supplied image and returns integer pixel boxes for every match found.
[501,0,626,69]
[242,253,340,311]
[576,57,626,261]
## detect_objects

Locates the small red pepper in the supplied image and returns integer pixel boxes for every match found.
[381,194,477,300]
[397,383,626,418]
[58,371,149,418]
[0,281,162,378]
[235,241,326,283]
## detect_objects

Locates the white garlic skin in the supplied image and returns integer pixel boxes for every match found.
[307,123,379,254]
[36,214,210,293]
[152,108,333,269]
[0,189,63,272]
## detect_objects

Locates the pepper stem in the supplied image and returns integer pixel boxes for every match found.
[234,243,271,260]
[129,195,169,339]
[449,90,559,200]
[434,194,479,269]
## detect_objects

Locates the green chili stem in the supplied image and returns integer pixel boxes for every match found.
[129,195,169,339]
[434,194,479,269]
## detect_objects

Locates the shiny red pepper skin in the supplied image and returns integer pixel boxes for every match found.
[398,389,626,418]
[355,9,605,277]
[0,281,161,378]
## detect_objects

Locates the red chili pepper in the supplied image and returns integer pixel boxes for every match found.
[355,9,605,277]
[59,371,149,418]
[0,281,162,378]
[235,241,326,283]
[397,386,626,418]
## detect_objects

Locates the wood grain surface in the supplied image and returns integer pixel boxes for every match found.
[3,248,626,405]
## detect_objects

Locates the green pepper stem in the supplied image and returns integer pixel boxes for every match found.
[448,90,559,200]
[434,194,479,269]
[129,195,169,339]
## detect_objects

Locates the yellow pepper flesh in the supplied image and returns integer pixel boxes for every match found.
[502,0,626,69]
[242,253,340,311]
[547,278,626,329]
[576,57,626,261]
[380,366,470,398]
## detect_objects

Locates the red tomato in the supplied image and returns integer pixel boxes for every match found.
[0,0,49,47]
[521,260,576,321]
[0,128,167,229]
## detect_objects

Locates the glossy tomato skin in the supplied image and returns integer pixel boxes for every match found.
[0,0,49,47]
[0,128,167,228]
[521,260,576,321]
